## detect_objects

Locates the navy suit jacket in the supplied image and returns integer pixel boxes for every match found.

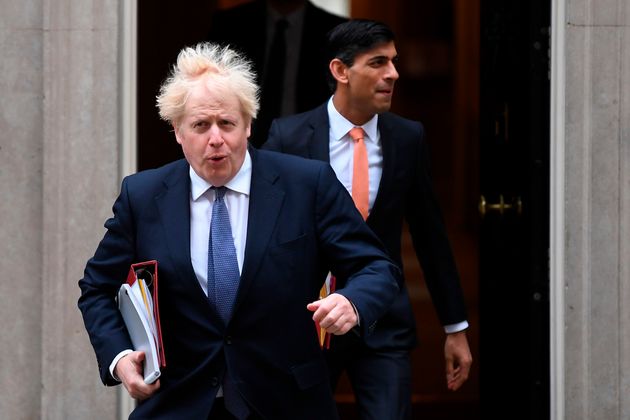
[78,148,400,419]
[263,104,468,351]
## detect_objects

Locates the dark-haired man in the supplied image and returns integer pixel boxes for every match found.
[263,19,472,419]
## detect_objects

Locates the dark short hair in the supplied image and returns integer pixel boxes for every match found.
[325,19,395,90]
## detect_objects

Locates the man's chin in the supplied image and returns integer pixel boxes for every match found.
[375,103,392,114]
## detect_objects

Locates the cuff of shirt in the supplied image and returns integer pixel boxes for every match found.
[109,349,133,381]
[444,321,469,334]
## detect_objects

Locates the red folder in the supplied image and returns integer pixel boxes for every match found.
[126,260,166,367]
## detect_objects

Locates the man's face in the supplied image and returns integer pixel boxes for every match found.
[174,78,251,187]
[346,41,399,117]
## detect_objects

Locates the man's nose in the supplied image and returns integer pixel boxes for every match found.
[387,61,399,80]
[207,125,223,146]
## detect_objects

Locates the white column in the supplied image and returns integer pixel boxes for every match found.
[0,0,45,415]
[557,0,630,418]
[550,0,566,418]
[40,0,123,418]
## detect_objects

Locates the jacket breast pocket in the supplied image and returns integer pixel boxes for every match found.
[269,232,309,257]
[262,232,310,280]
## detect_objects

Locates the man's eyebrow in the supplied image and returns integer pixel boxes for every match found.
[367,55,388,62]
[367,54,398,63]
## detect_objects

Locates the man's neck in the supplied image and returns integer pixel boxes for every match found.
[332,93,374,126]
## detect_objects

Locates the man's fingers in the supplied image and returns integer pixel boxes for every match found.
[129,379,161,400]
[447,368,467,391]
[307,300,329,324]
[445,356,471,391]
[443,331,473,391]
[308,294,357,334]
[308,299,340,331]
[118,351,161,400]
[319,307,345,332]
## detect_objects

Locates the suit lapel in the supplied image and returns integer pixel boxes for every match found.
[155,161,193,273]
[369,114,397,222]
[154,161,212,307]
[234,149,285,314]
[306,105,331,162]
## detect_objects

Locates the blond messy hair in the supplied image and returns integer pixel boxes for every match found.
[156,42,259,126]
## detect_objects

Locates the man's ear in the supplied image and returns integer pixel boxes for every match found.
[173,123,182,145]
[329,58,348,85]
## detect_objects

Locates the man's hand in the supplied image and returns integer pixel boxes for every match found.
[307,293,358,335]
[444,330,473,391]
[114,351,160,400]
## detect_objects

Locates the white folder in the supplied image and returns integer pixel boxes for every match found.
[117,283,161,384]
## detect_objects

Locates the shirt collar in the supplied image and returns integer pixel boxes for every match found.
[190,151,252,201]
[327,96,379,144]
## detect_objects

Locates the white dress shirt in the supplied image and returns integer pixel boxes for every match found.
[327,98,383,214]
[189,152,251,294]
[326,97,468,334]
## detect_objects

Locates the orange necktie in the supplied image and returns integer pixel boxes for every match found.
[349,127,369,220]
[315,127,369,349]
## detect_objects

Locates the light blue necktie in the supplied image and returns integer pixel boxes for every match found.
[207,187,249,418]
[207,186,240,324]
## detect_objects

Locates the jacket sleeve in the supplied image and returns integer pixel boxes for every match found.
[405,127,468,326]
[77,177,138,385]
[313,164,402,336]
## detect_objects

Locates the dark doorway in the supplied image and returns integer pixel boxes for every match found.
[479,0,550,418]
[344,1,481,418]
[136,0,217,171]
[136,1,550,418]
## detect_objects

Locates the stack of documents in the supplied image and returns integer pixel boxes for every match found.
[117,260,165,384]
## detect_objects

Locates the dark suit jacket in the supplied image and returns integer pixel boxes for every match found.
[78,148,400,419]
[263,104,468,351]
[207,0,347,147]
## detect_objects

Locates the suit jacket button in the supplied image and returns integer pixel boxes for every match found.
[211,377,219,387]
[225,336,232,345]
